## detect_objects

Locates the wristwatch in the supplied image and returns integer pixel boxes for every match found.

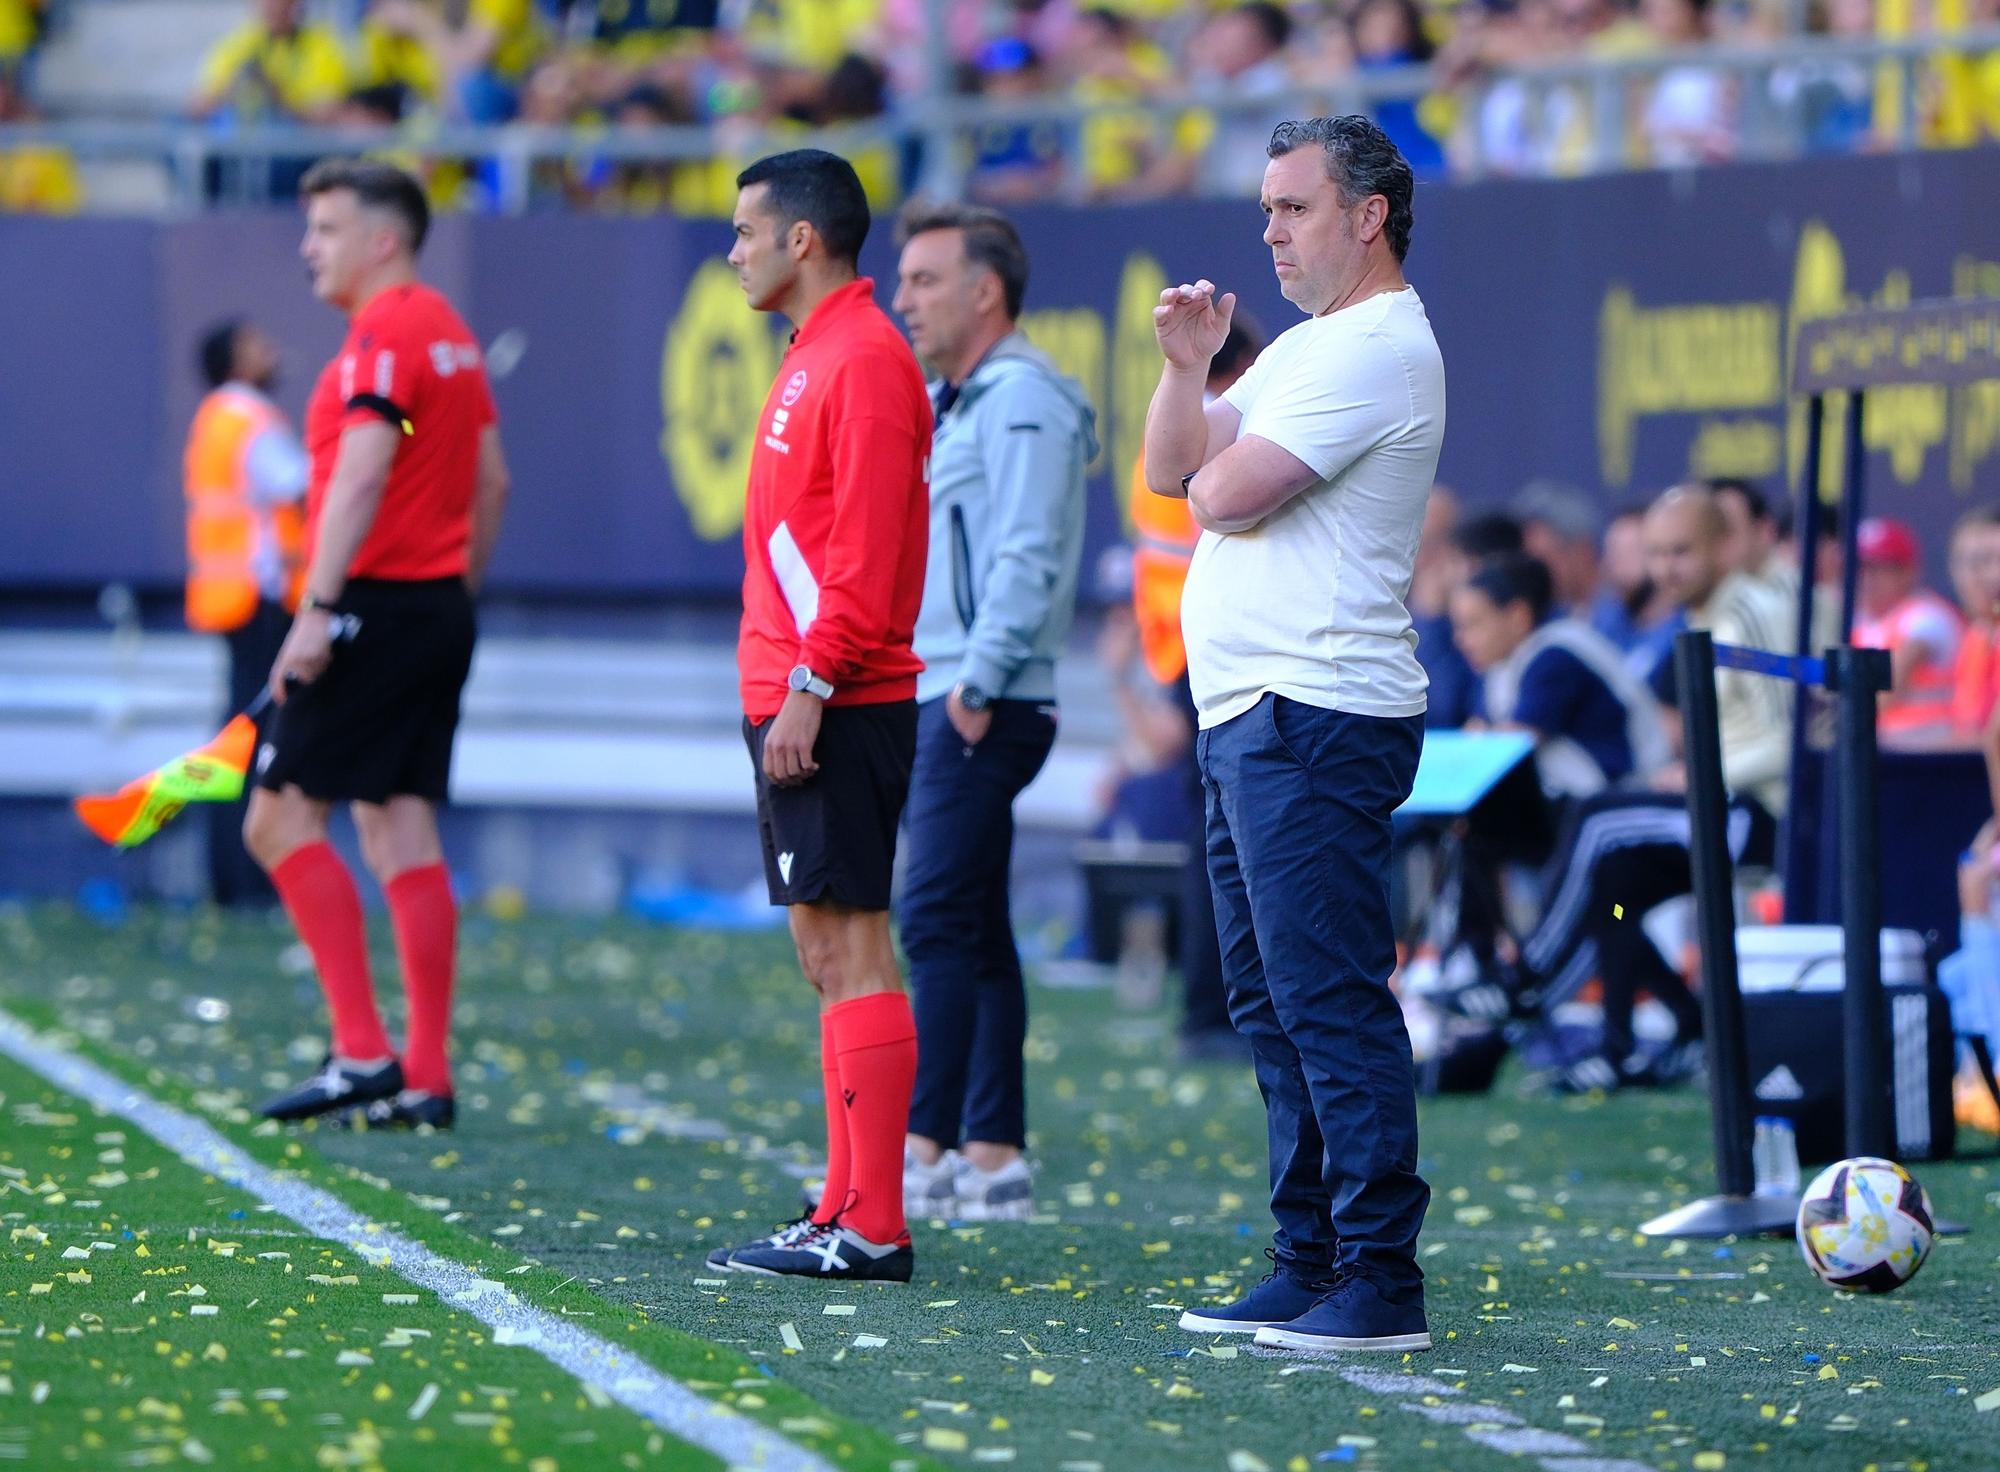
[956,683,991,713]
[788,664,835,700]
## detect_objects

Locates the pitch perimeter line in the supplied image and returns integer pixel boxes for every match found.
[0,1006,838,1472]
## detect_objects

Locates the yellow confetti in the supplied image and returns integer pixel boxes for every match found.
[1818,1364,1839,1380]
[1030,1369,1056,1387]
[923,1428,969,1452]
[1613,904,1625,919]
[1693,1455,1726,1471]
[1608,1317,1639,1330]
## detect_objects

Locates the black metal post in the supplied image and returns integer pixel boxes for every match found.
[1837,391,1866,641]
[1637,631,1796,1236]
[1833,644,1894,1160]
[1679,631,1756,1198]
[1783,393,1827,921]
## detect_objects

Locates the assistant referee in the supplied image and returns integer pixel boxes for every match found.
[246,159,511,1132]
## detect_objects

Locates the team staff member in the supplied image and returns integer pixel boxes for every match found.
[891,200,1095,1222]
[185,318,310,907]
[1145,116,1444,1353]
[248,159,510,1131]
[707,150,931,1283]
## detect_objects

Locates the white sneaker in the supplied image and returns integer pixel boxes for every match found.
[905,1147,960,1220]
[952,1155,1034,1221]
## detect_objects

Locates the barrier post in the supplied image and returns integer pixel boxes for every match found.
[1831,644,1894,1159]
[1636,631,1796,1237]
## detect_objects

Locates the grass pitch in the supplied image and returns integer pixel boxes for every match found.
[4,902,1999,1472]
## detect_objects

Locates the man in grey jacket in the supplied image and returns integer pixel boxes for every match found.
[891,200,1097,1220]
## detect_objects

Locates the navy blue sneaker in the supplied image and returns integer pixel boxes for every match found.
[1254,1276,1431,1352]
[1178,1259,1337,1334]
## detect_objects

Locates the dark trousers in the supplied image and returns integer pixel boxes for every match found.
[1198,694,1427,1296]
[1521,788,1778,1063]
[901,696,1057,1149]
[1180,739,1231,1035]
[209,600,290,907]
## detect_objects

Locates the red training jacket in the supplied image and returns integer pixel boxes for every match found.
[738,278,932,720]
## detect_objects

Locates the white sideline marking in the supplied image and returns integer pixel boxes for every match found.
[1334,1367,1661,1472]
[0,1009,837,1472]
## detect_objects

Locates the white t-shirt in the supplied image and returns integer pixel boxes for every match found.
[1181,286,1446,729]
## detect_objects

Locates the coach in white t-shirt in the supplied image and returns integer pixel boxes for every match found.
[1142,115,1445,1355]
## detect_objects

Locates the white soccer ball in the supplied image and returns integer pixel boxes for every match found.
[1795,1156,1935,1293]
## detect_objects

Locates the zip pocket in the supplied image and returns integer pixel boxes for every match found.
[950,505,975,631]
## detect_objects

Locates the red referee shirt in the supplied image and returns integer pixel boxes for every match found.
[304,282,496,582]
[738,278,931,720]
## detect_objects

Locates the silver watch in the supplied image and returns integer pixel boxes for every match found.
[788,664,835,700]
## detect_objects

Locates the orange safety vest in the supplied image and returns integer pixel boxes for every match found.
[183,386,306,633]
[1129,453,1201,685]
[1853,590,1963,737]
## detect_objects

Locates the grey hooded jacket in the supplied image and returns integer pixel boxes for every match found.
[914,330,1099,704]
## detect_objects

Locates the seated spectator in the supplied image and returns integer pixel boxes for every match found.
[1452,484,1792,1093]
[1452,551,1669,800]
[1769,0,1878,155]
[1064,8,1177,201]
[1852,516,1963,745]
[1349,0,1447,178]
[1637,0,1734,166]
[1158,3,1295,197]
[1434,549,1668,989]
[1949,506,2000,740]
[1416,508,1525,730]
[965,40,1067,204]
[1408,485,1462,715]
[193,0,352,125]
[1596,503,1683,675]
[1512,479,1605,620]
[365,0,550,123]
[0,61,79,214]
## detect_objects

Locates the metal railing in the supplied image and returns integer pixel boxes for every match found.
[2,27,1997,213]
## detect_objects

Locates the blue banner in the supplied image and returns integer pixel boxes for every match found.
[3,146,1999,598]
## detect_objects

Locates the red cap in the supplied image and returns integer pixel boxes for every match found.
[1856,517,1919,567]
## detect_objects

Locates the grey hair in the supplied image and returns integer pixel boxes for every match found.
[1266,115,1415,262]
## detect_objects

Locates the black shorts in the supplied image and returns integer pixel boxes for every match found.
[743,699,917,910]
[256,577,475,806]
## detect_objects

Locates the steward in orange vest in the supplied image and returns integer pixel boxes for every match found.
[185,324,308,632]
[185,320,308,906]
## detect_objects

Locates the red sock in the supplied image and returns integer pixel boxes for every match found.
[813,1021,853,1227]
[828,990,917,1244]
[384,864,457,1096]
[270,842,391,1061]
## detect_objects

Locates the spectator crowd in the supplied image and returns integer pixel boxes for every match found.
[5,0,2000,213]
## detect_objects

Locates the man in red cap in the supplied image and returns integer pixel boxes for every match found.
[1853,516,1962,744]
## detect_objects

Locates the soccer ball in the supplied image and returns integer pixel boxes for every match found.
[1795,1156,1935,1293]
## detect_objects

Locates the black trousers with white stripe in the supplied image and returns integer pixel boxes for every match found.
[1521,789,1777,1064]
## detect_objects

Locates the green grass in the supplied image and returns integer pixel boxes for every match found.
[4,901,2000,1471]
[0,1045,715,1470]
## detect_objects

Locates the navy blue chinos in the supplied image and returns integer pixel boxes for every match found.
[1197,693,1428,1298]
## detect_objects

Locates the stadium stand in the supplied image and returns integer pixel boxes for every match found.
[7,1,2000,213]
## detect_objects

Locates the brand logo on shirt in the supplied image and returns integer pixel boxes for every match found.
[429,341,482,378]
[764,401,794,456]
[781,370,808,407]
